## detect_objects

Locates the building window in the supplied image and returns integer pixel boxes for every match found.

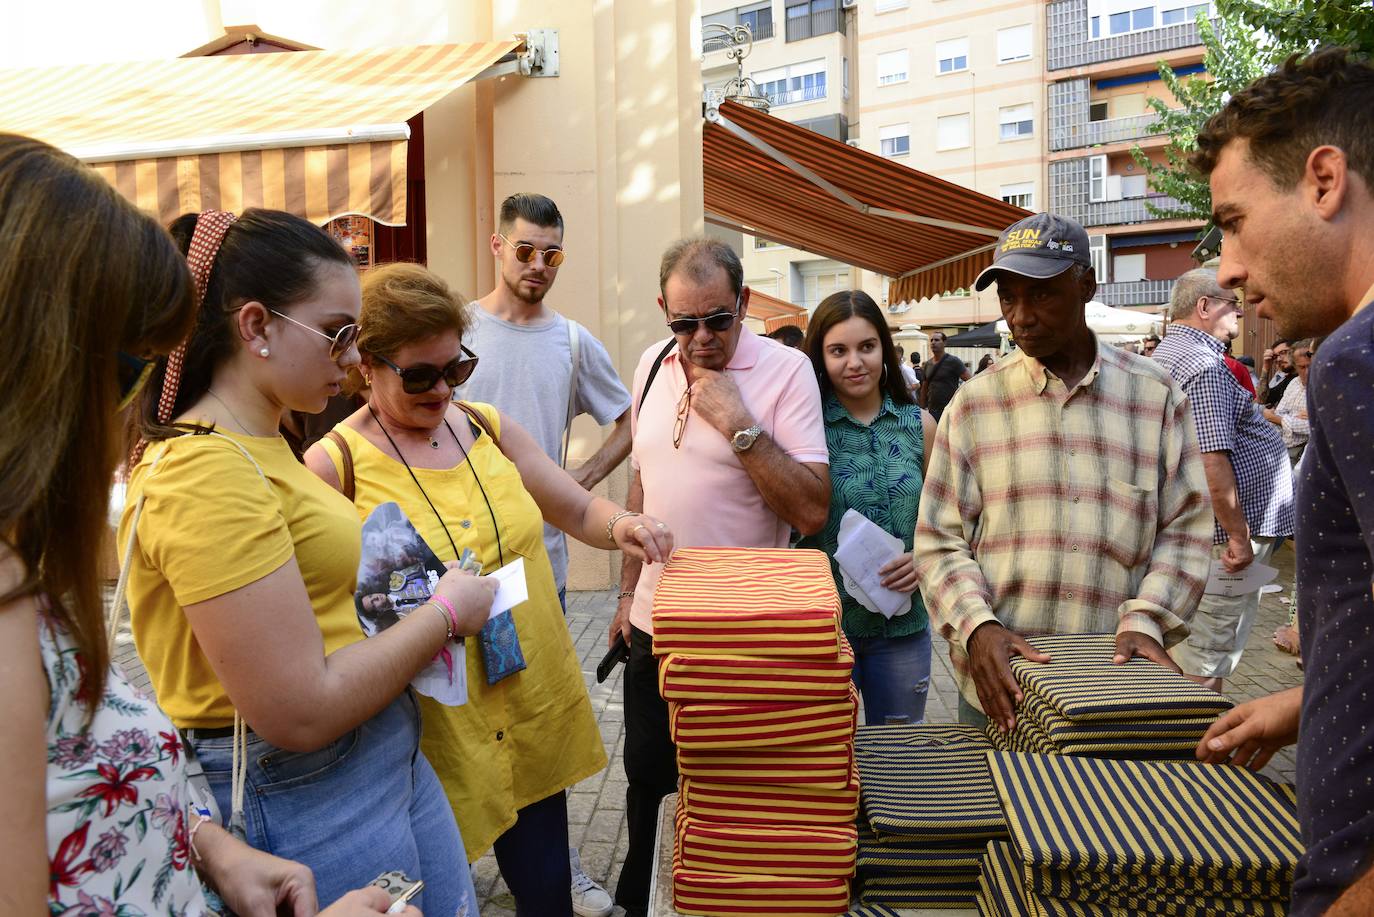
[1088,154,1108,203]
[1122,173,1148,198]
[1161,2,1209,23]
[999,103,1034,140]
[877,49,909,86]
[843,57,850,99]
[1000,181,1035,209]
[799,267,849,310]
[754,59,827,107]
[876,0,908,10]
[1091,15,1101,37]
[738,2,775,40]
[785,0,844,42]
[1089,235,1108,280]
[997,25,1032,63]
[936,113,971,151]
[936,38,969,74]
[880,123,911,158]
[1109,6,1155,34]
[1113,253,1147,282]
[1089,101,1110,122]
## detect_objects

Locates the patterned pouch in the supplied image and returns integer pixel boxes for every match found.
[479,611,526,684]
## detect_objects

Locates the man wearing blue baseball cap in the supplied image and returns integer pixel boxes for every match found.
[914,212,1213,732]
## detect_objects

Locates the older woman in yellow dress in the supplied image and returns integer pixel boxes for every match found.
[305,262,672,917]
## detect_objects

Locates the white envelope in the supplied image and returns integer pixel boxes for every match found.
[832,509,912,619]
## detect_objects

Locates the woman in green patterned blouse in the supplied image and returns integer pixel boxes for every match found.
[799,291,936,725]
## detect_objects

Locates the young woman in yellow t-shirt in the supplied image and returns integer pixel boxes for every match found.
[121,208,494,913]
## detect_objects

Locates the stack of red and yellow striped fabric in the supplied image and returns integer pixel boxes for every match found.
[654,547,860,917]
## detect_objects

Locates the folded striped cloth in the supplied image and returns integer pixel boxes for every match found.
[678,743,854,790]
[856,816,985,876]
[1009,634,1234,722]
[857,873,981,908]
[676,816,857,878]
[680,765,860,826]
[659,635,855,704]
[671,867,851,917]
[989,752,1302,903]
[670,684,859,750]
[651,547,842,658]
[1015,691,1212,758]
[978,839,1287,917]
[856,725,1006,842]
[845,905,903,917]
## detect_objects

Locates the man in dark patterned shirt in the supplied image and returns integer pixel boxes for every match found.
[1154,267,1294,691]
[1193,48,1374,917]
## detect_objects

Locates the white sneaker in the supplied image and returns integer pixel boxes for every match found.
[570,847,613,917]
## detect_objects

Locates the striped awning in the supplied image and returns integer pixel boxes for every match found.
[704,101,1030,304]
[0,41,519,227]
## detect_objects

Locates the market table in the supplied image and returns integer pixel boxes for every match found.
[649,793,977,917]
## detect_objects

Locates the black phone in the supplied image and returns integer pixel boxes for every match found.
[597,631,630,683]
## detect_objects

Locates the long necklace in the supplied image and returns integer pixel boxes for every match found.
[367,405,505,567]
[206,388,268,437]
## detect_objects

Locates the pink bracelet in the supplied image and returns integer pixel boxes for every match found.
[188,812,213,862]
[430,594,460,639]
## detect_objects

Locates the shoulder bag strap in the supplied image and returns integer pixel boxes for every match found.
[634,340,678,423]
[323,430,356,502]
[561,318,582,467]
[456,401,501,447]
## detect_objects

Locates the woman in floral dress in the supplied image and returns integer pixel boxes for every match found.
[0,135,409,916]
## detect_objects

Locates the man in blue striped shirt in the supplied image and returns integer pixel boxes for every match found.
[1153,267,1293,691]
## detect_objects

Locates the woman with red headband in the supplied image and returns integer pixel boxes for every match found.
[0,137,417,915]
[119,207,493,912]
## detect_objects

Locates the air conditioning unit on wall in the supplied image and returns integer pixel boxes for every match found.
[841,0,858,8]
[846,138,861,147]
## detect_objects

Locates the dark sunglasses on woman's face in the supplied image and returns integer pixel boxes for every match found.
[117,351,155,411]
[665,291,743,336]
[374,346,480,394]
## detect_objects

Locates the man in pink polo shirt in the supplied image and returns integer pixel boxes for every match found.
[610,237,830,915]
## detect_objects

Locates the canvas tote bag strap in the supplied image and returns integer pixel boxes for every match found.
[561,317,582,467]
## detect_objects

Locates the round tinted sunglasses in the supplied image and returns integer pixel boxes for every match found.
[268,308,360,360]
[374,346,480,394]
[498,233,566,268]
[665,291,743,336]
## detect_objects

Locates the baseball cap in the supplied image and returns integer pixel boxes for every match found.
[974,213,1091,291]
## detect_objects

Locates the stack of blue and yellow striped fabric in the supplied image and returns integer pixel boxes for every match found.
[985,634,1235,760]
[654,547,860,917]
[975,751,1301,916]
[854,724,1008,909]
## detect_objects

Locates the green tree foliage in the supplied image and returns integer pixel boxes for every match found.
[1132,0,1374,226]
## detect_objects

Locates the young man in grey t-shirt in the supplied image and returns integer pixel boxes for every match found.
[460,194,629,916]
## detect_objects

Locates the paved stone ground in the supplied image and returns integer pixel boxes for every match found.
[475,543,1305,915]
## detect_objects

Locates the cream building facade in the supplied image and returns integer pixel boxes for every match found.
[701,0,887,313]
[15,0,703,588]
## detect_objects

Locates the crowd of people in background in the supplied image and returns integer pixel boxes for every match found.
[1,44,1371,917]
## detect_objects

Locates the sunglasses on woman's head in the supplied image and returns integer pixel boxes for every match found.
[117,351,154,411]
[374,346,480,394]
[498,233,566,268]
[268,308,360,360]
[665,291,743,336]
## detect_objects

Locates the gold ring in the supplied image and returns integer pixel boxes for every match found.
[633,524,648,535]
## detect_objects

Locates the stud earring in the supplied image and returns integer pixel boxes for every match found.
[259,347,270,358]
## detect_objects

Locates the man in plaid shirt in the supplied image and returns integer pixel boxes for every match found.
[915,213,1213,731]
[1154,267,1294,691]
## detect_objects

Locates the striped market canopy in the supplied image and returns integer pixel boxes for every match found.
[0,41,519,226]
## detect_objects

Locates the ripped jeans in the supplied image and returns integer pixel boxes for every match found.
[850,629,932,726]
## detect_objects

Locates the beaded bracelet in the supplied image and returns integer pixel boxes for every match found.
[430,594,461,640]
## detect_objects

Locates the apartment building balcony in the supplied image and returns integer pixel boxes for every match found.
[1095,280,1172,307]
[769,84,828,106]
[701,18,773,54]
[1076,195,1189,227]
[1050,112,1168,152]
[1047,0,1209,71]
[785,6,845,42]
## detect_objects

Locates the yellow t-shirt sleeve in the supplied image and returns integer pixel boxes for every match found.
[138,438,296,606]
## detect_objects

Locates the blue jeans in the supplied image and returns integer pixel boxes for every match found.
[850,629,932,726]
[191,693,475,915]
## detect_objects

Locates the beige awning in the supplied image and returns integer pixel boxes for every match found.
[0,41,520,226]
